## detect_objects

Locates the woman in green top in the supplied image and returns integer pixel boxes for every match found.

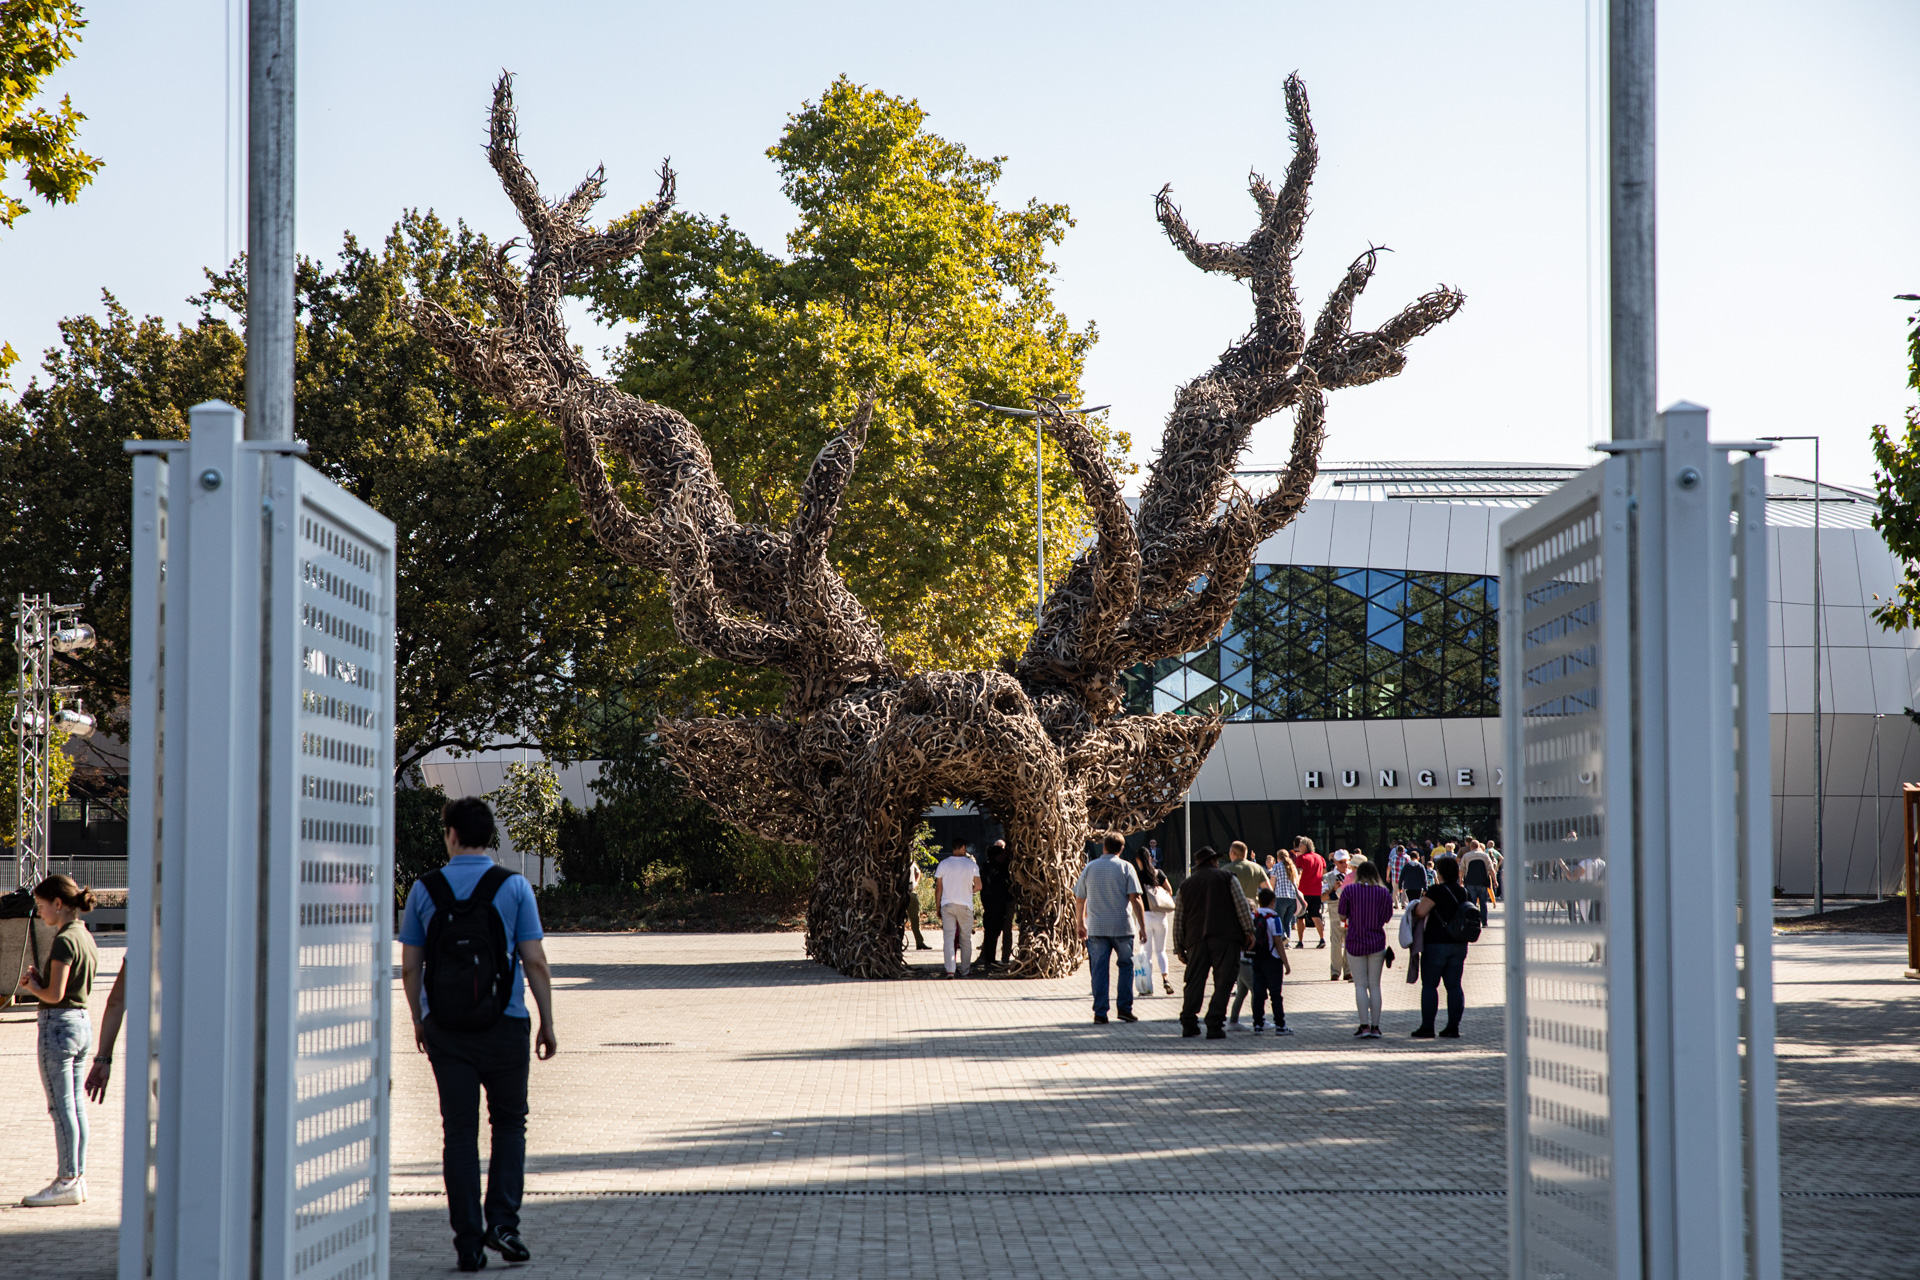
[15,874,99,1207]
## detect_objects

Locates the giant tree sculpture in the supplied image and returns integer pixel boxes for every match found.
[414,73,1462,978]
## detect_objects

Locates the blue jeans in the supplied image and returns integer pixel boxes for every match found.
[38,1007,91,1180]
[1085,934,1136,1017]
[1273,899,1298,937]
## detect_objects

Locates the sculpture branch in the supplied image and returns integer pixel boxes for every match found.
[421,71,1461,980]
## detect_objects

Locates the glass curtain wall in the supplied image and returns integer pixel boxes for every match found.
[1125,566,1500,721]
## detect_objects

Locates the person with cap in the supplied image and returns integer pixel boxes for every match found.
[1171,845,1255,1039]
[1324,851,1354,981]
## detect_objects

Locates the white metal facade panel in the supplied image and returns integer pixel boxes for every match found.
[1403,502,1455,574]
[1501,460,1636,1280]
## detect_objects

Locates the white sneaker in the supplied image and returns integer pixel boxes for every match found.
[24,1178,84,1207]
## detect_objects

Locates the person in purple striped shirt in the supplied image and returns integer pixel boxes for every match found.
[1338,860,1395,1039]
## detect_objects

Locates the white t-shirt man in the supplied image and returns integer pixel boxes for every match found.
[933,848,983,976]
[935,853,981,908]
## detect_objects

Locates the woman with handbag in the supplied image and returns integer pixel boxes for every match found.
[1142,871,1177,995]
[1410,854,1474,1039]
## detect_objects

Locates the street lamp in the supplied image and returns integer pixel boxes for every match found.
[1762,434,1825,914]
[968,399,1110,625]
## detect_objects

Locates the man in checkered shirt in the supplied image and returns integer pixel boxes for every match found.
[1386,844,1411,907]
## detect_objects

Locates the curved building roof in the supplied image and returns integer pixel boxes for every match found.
[1228,461,1878,529]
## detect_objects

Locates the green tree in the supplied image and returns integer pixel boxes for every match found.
[3,0,103,377]
[1870,296,1920,636]
[583,76,1115,684]
[0,698,75,849]
[392,778,450,910]
[488,759,562,885]
[0,214,671,775]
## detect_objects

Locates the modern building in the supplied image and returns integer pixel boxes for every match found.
[1131,462,1917,898]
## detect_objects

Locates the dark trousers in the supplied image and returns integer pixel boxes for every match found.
[1250,950,1286,1028]
[1180,937,1242,1030]
[425,1016,531,1255]
[980,895,1013,964]
[1419,942,1468,1033]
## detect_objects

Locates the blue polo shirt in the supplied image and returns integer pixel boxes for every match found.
[399,854,544,1018]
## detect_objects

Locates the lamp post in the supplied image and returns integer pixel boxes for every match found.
[1762,434,1824,913]
[968,399,1109,625]
[1875,713,1886,900]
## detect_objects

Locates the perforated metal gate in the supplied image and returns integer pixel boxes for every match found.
[124,405,394,1280]
[1501,460,1638,1279]
[1501,415,1781,1280]
[260,469,396,1280]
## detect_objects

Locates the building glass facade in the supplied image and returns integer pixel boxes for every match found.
[1124,565,1501,721]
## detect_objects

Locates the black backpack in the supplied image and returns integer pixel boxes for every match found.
[1432,884,1483,944]
[422,865,518,1032]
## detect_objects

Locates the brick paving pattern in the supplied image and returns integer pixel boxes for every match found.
[1,915,1912,1277]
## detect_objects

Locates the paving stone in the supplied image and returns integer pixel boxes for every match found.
[0,917,1911,1277]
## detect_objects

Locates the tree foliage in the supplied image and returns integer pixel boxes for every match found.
[2,0,103,376]
[1869,297,1920,633]
[0,701,74,849]
[0,214,670,775]
[583,76,1114,685]
[0,0,98,230]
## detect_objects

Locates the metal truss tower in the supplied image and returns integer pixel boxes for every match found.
[11,594,95,889]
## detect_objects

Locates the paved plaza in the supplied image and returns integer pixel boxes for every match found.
[1,912,1913,1278]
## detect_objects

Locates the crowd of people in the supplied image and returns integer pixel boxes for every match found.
[1058,832,1499,1042]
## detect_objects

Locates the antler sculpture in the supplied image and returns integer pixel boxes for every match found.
[415,73,1462,978]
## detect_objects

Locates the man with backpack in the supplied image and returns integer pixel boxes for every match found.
[400,797,557,1272]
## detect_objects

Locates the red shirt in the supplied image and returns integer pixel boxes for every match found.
[1295,852,1325,897]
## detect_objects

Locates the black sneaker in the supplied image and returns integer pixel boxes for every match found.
[457,1254,487,1273]
[1438,1027,1461,1039]
[1316,940,1326,949]
[1410,1027,1436,1039]
[1205,1026,1227,1040]
[484,1228,530,1263]
[1093,1014,1109,1024]
[1117,1011,1139,1023]
[1181,1023,1202,1038]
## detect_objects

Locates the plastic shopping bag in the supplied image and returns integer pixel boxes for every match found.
[1133,942,1154,995]
[1398,904,1416,949]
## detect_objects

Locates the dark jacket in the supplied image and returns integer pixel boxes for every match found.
[980,856,1013,906]
[1173,864,1253,952]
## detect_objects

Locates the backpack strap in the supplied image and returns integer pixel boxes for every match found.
[421,868,457,914]
[470,863,514,906]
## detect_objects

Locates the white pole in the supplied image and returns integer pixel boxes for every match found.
[1875,713,1886,900]
[1036,424,1045,624]
[1813,438,1824,913]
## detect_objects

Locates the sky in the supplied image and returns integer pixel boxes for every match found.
[3,0,1916,491]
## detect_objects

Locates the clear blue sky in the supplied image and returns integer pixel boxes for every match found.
[4,0,1915,489]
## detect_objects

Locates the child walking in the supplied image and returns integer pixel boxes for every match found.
[1247,888,1293,1035]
